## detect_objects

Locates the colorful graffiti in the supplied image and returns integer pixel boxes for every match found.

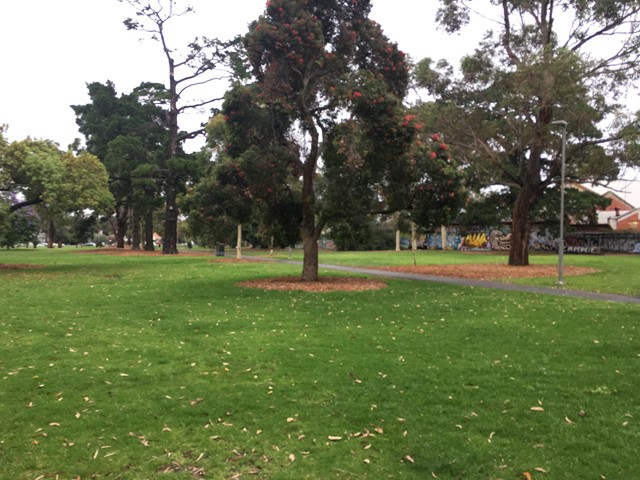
[424,232,462,250]
[434,228,556,252]
[418,228,640,253]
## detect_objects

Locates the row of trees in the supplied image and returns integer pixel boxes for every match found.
[0,125,113,248]
[4,1,640,277]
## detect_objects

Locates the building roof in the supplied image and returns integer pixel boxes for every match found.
[580,179,639,209]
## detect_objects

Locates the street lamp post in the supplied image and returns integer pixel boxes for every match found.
[551,120,567,286]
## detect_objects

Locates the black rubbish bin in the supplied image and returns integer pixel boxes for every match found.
[215,243,225,257]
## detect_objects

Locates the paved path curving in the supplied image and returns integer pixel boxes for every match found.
[254,257,640,305]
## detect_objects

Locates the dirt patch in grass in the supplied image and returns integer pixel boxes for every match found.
[238,276,388,292]
[0,263,43,270]
[375,263,598,281]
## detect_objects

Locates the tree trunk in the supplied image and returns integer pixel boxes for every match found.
[395,229,401,251]
[47,219,55,249]
[301,224,319,281]
[508,189,535,266]
[115,206,127,249]
[162,174,179,255]
[236,223,242,260]
[131,208,141,250]
[144,211,155,251]
[162,53,180,256]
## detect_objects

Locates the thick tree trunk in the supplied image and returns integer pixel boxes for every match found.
[144,211,155,251]
[508,189,536,266]
[236,224,242,260]
[301,224,319,282]
[395,229,401,251]
[300,160,321,281]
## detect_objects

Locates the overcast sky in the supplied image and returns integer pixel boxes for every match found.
[1,0,638,204]
[0,0,474,149]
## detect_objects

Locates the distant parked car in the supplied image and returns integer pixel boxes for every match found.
[83,242,96,247]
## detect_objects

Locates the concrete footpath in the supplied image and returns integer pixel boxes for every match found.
[255,258,640,305]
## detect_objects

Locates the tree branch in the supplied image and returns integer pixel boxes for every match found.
[501,0,522,65]
[9,198,43,213]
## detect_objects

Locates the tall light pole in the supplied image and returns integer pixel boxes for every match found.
[551,120,567,286]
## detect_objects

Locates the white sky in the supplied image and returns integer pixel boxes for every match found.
[0,0,472,150]
[1,0,638,202]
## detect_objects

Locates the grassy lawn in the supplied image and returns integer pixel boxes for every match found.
[1,248,639,479]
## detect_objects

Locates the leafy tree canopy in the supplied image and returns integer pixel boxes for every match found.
[415,0,640,265]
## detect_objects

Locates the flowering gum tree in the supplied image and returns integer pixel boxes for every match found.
[243,0,411,281]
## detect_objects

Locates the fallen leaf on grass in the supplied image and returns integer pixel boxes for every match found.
[190,398,204,406]
[327,436,343,441]
[535,467,548,473]
[288,453,296,462]
[404,455,415,463]
[530,407,545,412]
[523,473,532,480]
[374,426,384,434]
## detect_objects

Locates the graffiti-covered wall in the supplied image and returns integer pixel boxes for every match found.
[566,233,640,254]
[424,226,640,254]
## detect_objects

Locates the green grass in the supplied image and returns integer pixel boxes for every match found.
[1,247,639,479]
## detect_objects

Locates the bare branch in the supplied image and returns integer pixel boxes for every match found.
[177,97,224,114]
[501,0,522,65]
[176,75,228,97]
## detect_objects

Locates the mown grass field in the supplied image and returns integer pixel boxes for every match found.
[1,247,638,479]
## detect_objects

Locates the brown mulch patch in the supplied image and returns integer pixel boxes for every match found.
[0,263,43,270]
[238,276,388,292]
[375,264,598,281]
